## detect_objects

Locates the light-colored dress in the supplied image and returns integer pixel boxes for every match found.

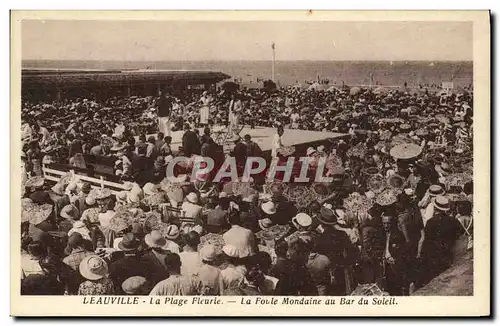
[200,96,211,125]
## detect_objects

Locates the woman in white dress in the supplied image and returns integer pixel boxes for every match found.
[199,91,211,126]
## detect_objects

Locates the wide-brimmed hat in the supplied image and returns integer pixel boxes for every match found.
[122,276,147,295]
[434,195,450,211]
[60,204,80,221]
[117,233,143,252]
[292,213,313,229]
[261,201,277,215]
[429,184,445,197]
[258,218,274,230]
[144,230,167,248]
[79,255,108,281]
[164,224,180,240]
[186,192,199,204]
[317,206,338,225]
[435,162,452,176]
[200,244,217,262]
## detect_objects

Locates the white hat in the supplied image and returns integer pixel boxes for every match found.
[404,188,414,196]
[222,244,239,258]
[186,192,199,204]
[79,255,108,281]
[200,245,217,262]
[143,183,158,196]
[127,192,140,204]
[317,145,325,153]
[292,213,312,229]
[218,192,228,199]
[85,196,96,206]
[306,147,317,156]
[144,230,167,248]
[261,201,277,215]
[164,225,180,240]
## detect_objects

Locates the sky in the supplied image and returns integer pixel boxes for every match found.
[21,20,473,61]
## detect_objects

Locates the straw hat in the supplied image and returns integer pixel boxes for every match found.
[292,213,313,229]
[429,184,445,197]
[186,192,199,204]
[200,245,217,262]
[434,195,450,212]
[143,183,159,196]
[164,225,180,240]
[79,255,108,281]
[261,201,277,215]
[122,276,147,295]
[144,230,167,249]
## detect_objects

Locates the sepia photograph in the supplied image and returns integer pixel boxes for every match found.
[10,10,490,317]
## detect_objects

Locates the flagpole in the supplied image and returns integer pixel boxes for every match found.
[272,42,276,82]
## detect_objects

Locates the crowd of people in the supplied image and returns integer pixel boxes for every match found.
[20,82,474,296]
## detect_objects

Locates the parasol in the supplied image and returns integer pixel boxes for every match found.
[375,189,398,206]
[390,143,422,160]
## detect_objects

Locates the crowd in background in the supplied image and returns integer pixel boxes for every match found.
[20,82,473,296]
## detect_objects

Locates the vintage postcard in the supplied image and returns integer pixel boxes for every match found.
[10,10,490,317]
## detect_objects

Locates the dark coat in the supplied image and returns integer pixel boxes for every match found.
[182,130,201,157]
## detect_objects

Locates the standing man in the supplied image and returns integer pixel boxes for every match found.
[228,93,242,136]
[271,126,284,159]
[157,90,173,137]
[381,214,409,295]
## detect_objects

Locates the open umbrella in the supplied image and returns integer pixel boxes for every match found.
[390,143,422,160]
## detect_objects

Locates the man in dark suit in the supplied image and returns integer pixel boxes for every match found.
[381,214,409,295]
[157,90,173,136]
[182,123,201,157]
[229,135,247,177]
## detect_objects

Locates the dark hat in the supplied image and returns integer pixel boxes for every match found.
[317,206,338,225]
[81,182,92,194]
[118,233,143,252]
[66,232,85,249]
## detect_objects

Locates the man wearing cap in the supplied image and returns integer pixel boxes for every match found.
[417,195,463,287]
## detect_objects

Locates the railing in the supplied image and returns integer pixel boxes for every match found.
[42,163,130,195]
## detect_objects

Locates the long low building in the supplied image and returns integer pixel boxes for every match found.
[22,68,231,100]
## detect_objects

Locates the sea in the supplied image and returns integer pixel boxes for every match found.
[22,60,473,89]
